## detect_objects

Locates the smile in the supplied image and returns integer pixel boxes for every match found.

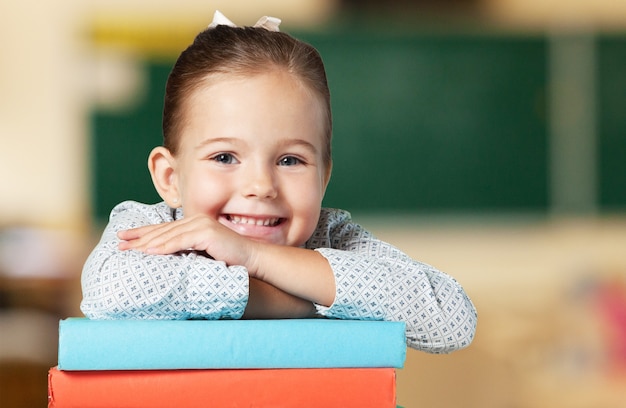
[226,215,283,227]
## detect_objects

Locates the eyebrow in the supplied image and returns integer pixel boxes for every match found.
[279,139,319,155]
[195,137,319,155]
[195,137,241,150]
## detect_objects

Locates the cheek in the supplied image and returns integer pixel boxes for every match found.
[292,204,322,247]
[179,170,232,215]
[292,175,325,206]
[289,178,325,234]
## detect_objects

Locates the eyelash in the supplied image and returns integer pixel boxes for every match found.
[278,156,303,166]
[210,153,237,164]
[209,153,305,166]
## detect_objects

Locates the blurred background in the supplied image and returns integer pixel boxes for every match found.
[1,0,625,407]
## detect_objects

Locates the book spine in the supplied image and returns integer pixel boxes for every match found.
[58,318,406,370]
[48,367,397,408]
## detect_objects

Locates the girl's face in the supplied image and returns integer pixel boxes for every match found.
[171,70,331,247]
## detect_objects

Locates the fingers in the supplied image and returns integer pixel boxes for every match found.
[145,221,205,255]
[117,218,204,254]
[116,215,257,268]
[117,223,162,242]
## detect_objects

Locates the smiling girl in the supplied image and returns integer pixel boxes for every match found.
[81,12,477,353]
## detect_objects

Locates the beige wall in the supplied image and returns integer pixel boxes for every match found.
[484,0,626,29]
[365,215,626,407]
[1,1,88,230]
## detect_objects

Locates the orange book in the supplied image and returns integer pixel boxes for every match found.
[48,367,396,408]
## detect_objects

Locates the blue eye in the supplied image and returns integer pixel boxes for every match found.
[278,156,301,166]
[211,153,237,164]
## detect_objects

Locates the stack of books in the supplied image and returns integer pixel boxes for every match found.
[48,318,406,407]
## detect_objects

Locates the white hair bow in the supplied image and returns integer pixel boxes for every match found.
[208,10,281,32]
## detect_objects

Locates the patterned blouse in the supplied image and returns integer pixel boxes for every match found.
[81,201,477,353]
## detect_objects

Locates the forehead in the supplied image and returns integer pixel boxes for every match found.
[194,69,320,104]
[178,70,327,150]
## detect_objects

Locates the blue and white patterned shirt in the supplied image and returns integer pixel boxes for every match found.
[81,201,477,353]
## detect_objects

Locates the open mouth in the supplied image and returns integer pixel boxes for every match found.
[225,215,283,227]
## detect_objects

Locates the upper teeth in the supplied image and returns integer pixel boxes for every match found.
[229,215,279,226]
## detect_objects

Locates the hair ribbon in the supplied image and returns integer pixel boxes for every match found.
[208,10,281,32]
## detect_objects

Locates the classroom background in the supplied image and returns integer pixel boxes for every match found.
[1,0,625,407]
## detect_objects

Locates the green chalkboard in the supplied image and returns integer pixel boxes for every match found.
[91,60,169,221]
[598,36,626,211]
[303,31,548,213]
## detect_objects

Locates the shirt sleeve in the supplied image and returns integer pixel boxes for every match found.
[309,209,477,353]
[80,201,249,320]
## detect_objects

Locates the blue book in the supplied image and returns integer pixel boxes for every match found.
[58,318,406,370]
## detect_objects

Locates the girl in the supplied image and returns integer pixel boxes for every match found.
[81,11,477,353]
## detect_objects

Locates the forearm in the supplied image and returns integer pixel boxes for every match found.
[242,278,316,319]
[81,247,248,320]
[248,244,336,307]
[314,247,478,353]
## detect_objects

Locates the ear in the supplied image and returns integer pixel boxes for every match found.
[148,146,180,208]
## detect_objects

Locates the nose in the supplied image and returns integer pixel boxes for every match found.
[242,165,278,200]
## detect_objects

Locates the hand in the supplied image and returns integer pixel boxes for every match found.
[117,214,260,270]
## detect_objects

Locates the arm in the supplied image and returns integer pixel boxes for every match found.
[246,243,336,307]
[80,201,249,320]
[308,209,478,354]
[117,212,337,312]
[90,201,320,320]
